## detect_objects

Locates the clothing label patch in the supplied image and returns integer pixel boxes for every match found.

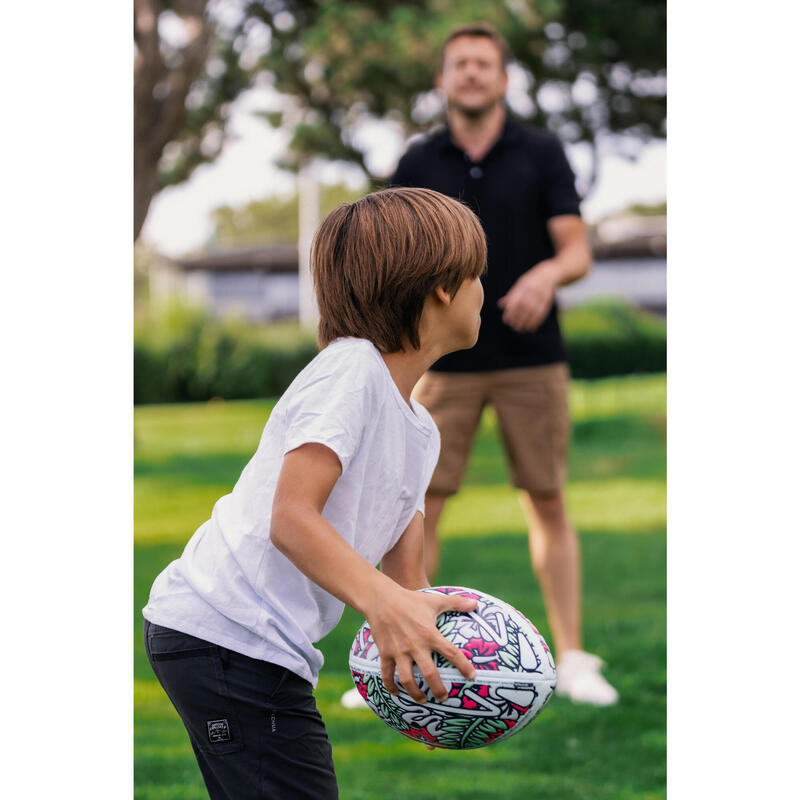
[207,719,231,743]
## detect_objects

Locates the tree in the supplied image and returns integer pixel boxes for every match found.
[134,0,250,239]
[238,0,666,189]
[134,0,666,238]
[211,183,365,245]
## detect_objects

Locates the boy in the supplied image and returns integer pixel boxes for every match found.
[142,187,487,799]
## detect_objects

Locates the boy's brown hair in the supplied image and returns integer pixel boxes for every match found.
[441,22,513,70]
[312,187,486,352]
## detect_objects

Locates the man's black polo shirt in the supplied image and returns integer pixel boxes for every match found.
[391,117,581,372]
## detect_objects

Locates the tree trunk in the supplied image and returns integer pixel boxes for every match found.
[133,0,211,240]
[133,150,161,241]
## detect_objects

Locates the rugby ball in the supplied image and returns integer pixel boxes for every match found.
[348,585,557,749]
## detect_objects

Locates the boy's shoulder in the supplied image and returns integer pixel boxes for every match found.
[313,337,382,370]
[285,338,386,400]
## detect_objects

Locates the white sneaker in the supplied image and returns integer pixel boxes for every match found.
[340,686,370,709]
[555,650,619,706]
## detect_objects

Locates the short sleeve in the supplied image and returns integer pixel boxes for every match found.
[281,351,377,473]
[539,135,582,220]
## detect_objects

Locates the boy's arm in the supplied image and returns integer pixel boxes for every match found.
[270,443,476,703]
[380,511,429,591]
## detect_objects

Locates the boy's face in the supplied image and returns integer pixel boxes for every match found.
[438,36,508,118]
[449,277,484,349]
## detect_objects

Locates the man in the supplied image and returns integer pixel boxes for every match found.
[344,22,618,708]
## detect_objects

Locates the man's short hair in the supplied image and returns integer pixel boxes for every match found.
[441,22,513,69]
[312,187,487,352]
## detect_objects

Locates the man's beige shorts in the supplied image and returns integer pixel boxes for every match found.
[412,363,570,496]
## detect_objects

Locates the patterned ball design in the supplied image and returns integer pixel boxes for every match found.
[348,586,557,749]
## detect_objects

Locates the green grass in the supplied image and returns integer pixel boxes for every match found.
[134,374,666,799]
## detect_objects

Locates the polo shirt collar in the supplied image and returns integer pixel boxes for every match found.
[436,112,523,155]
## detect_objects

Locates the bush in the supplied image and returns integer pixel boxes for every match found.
[561,301,666,379]
[134,304,318,404]
[133,300,665,404]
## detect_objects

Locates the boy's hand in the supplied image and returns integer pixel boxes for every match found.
[365,587,478,704]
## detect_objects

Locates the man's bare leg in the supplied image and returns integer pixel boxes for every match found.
[426,489,582,648]
[519,489,618,705]
[519,489,582,657]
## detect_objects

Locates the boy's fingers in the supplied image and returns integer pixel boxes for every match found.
[438,594,478,615]
[424,595,479,680]
[381,658,399,696]
[415,652,448,703]
[437,637,477,682]
[396,656,427,703]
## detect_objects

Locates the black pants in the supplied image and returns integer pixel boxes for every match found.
[144,620,338,799]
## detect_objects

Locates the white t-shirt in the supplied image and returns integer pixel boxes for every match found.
[142,338,440,687]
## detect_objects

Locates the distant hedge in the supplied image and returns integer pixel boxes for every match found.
[134,301,665,404]
[561,301,666,379]
[134,306,319,405]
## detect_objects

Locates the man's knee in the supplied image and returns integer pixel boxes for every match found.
[525,488,568,526]
[528,487,564,507]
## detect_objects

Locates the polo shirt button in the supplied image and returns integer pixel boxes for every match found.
[469,166,483,179]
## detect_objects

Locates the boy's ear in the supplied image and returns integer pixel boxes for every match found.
[434,286,452,305]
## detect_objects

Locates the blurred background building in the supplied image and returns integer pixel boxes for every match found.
[150,244,300,320]
[149,210,666,321]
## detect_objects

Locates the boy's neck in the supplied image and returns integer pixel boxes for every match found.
[380,345,440,406]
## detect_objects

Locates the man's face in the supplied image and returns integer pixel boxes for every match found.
[438,35,508,118]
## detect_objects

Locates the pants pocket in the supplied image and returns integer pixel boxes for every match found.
[144,622,245,756]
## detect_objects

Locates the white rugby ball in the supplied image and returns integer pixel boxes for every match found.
[348,585,557,749]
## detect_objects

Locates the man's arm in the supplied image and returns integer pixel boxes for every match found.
[270,444,476,702]
[497,214,592,333]
[543,214,594,287]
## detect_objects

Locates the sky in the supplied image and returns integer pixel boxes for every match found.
[140,82,667,258]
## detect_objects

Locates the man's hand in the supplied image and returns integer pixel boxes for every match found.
[498,215,592,332]
[365,586,478,704]
[497,261,559,332]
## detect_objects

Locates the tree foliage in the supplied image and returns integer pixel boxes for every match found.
[134,0,665,238]
[238,0,665,187]
[212,183,364,245]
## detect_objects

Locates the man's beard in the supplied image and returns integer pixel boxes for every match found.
[449,97,499,119]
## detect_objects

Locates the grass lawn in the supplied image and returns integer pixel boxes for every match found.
[134,374,666,800]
